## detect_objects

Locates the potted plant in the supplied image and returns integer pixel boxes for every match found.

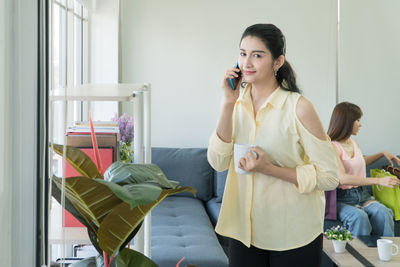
[324,225,353,253]
[50,142,196,267]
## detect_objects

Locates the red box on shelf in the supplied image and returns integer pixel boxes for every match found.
[66,131,119,162]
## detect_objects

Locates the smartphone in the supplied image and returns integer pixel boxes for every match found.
[228,62,241,90]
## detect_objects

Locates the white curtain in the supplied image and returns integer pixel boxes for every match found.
[0,0,38,266]
[0,0,13,265]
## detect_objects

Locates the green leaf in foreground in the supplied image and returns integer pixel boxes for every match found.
[95,179,162,208]
[51,144,102,178]
[104,162,179,188]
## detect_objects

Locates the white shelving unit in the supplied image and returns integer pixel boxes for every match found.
[50,83,152,257]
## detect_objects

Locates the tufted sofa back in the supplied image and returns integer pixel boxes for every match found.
[151,147,214,202]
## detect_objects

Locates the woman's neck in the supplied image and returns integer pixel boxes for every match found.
[250,78,279,103]
[340,138,352,145]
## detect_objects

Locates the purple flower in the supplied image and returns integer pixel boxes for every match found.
[112,113,134,143]
[111,112,118,122]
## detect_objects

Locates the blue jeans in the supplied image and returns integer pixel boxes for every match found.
[337,187,394,237]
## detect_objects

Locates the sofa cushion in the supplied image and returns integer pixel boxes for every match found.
[151,196,228,267]
[215,170,228,203]
[205,197,230,254]
[206,197,221,226]
[325,190,337,220]
[151,148,214,201]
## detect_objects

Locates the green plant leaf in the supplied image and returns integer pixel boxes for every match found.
[51,153,197,260]
[98,186,196,256]
[95,179,162,208]
[51,175,87,226]
[51,175,103,255]
[104,162,179,188]
[115,248,158,267]
[51,174,163,256]
[87,226,102,256]
[51,144,102,178]
[52,175,123,229]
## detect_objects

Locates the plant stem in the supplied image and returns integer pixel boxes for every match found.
[103,251,109,267]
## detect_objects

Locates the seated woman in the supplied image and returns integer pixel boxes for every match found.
[328,102,400,237]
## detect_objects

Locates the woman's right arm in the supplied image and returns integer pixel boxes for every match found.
[207,66,241,171]
[333,145,400,188]
[216,102,236,143]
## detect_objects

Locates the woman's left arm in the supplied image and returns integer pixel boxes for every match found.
[364,151,400,167]
[292,96,339,192]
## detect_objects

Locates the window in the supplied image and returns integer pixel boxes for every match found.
[49,1,121,262]
[51,0,88,172]
[50,0,89,262]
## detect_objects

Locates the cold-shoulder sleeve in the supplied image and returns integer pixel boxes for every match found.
[294,116,339,193]
[207,131,234,172]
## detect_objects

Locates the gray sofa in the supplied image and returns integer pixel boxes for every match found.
[150,148,400,267]
[150,147,229,267]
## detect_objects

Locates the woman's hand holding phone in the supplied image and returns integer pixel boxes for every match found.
[221,64,242,105]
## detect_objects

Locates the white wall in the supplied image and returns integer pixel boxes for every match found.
[120,0,338,147]
[89,0,119,121]
[339,0,400,155]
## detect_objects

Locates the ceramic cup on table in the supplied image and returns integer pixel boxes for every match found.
[234,144,258,175]
[377,239,399,261]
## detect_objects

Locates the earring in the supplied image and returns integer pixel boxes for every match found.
[274,69,278,76]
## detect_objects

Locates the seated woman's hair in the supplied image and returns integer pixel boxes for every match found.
[327,102,363,141]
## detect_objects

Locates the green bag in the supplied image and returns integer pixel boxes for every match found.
[370,168,400,221]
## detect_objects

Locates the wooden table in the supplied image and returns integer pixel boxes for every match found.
[323,237,400,266]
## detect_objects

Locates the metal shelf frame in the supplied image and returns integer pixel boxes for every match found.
[50,82,152,257]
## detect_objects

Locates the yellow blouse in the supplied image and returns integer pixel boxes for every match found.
[207,85,339,250]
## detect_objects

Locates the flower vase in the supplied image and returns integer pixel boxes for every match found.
[332,240,347,253]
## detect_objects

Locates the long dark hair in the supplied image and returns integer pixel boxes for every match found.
[240,24,300,93]
[327,102,363,141]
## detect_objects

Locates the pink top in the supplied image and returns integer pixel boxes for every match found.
[332,139,366,189]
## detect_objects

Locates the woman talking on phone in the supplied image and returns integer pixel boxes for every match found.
[207,24,339,267]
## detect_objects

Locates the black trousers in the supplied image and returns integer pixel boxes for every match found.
[228,234,323,267]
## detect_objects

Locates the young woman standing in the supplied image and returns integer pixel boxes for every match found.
[207,24,339,267]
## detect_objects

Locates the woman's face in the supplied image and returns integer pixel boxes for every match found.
[238,36,276,84]
[352,118,362,135]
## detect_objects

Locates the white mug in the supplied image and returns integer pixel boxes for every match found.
[377,239,399,261]
[234,144,258,175]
